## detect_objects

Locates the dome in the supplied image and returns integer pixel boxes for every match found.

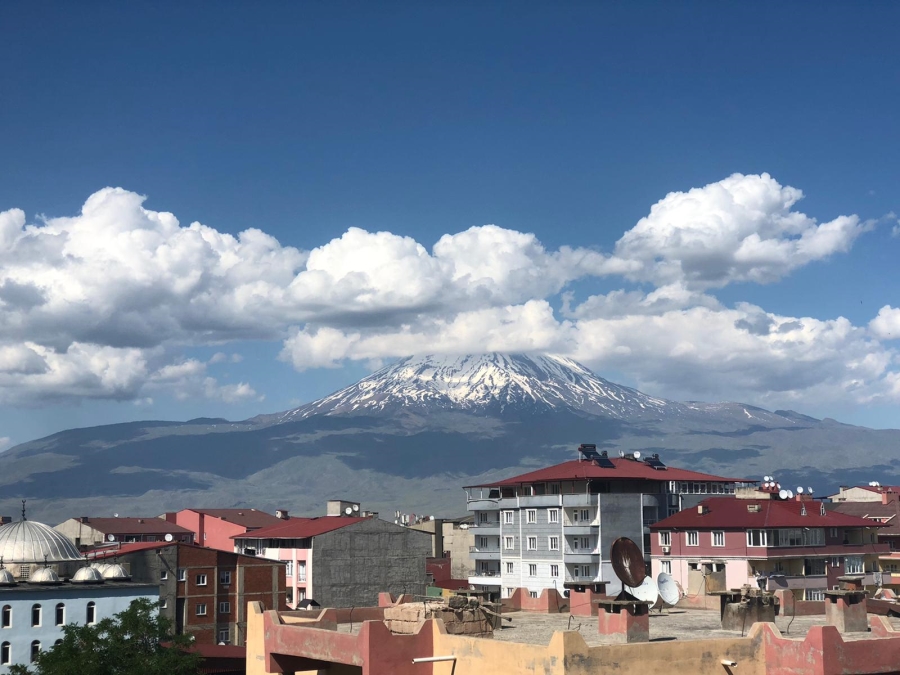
[0,520,83,564]
[101,563,130,580]
[29,567,61,584]
[91,563,111,574]
[72,566,105,583]
[0,568,16,586]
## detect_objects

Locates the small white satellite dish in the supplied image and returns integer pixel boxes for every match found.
[113,513,119,518]
[107,534,116,542]
[657,572,681,607]
[344,507,353,515]
[808,487,814,494]
[787,490,794,499]
[776,483,781,490]
[633,451,642,459]
[778,489,788,500]
[797,486,804,494]
[625,576,659,605]
[352,504,360,512]
[619,450,625,457]
[164,533,174,542]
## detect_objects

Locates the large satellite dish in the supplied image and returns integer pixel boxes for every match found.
[778,489,788,500]
[164,533,174,542]
[625,576,659,604]
[611,537,646,589]
[107,534,116,542]
[657,572,681,607]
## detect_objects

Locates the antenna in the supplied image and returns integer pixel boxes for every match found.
[352,504,360,512]
[778,489,788,500]
[633,451,641,459]
[808,487,814,494]
[797,486,804,494]
[164,533,174,542]
[787,490,794,499]
[21,500,26,521]
[344,507,353,515]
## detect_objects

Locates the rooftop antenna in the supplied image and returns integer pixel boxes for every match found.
[779,489,788,500]
[21,500,26,521]
[808,487,814,494]
[797,486,804,494]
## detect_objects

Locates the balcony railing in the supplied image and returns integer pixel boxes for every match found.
[469,546,501,553]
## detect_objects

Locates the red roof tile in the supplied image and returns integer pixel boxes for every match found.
[230,516,367,540]
[830,500,900,536]
[467,458,749,488]
[182,508,284,529]
[85,541,172,558]
[75,517,193,536]
[650,497,886,530]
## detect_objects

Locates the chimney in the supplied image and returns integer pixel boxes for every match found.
[276,509,289,520]
[697,504,709,515]
[80,516,90,524]
[884,491,893,505]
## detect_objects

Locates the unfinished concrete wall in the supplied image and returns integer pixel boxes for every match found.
[312,518,432,608]
[598,493,643,594]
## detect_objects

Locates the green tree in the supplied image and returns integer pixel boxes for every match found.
[10,598,201,675]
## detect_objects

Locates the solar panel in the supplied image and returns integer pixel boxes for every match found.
[644,453,667,470]
[595,453,616,469]
[577,443,600,459]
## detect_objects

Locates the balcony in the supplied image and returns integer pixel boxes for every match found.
[469,546,501,561]
[517,495,563,508]
[565,575,602,584]
[564,551,600,564]
[562,494,594,507]
[468,571,502,587]
[470,522,501,536]
[563,524,597,534]
[467,498,500,511]
[764,574,827,590]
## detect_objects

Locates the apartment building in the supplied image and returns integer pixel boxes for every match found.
[649,487,888,601]
[830,485,900,588]
[464,444,746,597]
[55,517,193,550]
[162,508,285,551]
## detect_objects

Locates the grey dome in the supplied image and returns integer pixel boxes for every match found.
[0,568,16,586]
[91,563,111,574]
[101,563,130,580]
[30,567,61,584]
[72,566,105,583]
[0,521,83,564]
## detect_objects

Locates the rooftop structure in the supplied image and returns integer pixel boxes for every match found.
[829,485,900,503]
[54,517,193,550]
[464,445,750,598]
[162,508,285,552]
[0,520,83,566]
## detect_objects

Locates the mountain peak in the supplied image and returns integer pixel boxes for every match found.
[280,352,674,420]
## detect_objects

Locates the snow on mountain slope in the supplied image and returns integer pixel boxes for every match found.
[280,353,678,420]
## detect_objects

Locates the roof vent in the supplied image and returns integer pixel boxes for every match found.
[697,504,710,515]
[138,519,144,524]
[820,503,826,516]
[276,510,289,520]
[747,504,761,513]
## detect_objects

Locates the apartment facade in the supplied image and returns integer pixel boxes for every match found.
[87,541,285,646]
[649,490,888,601]
[55,517,193,550]
[464,445,746,597]
[162,508,285,551]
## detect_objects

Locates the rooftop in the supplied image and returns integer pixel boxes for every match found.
[175,508,284,529]
[651,497,886,530]
[85,540,287,564]
[467,457,749,488]
[831,499,900,536]
[231,516,368,540]
[66,517,193,536]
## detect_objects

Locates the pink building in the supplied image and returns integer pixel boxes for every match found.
[163,508,286,551]
[649,490,887,601]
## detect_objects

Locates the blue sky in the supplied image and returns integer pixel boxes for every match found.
[0,1,899,448]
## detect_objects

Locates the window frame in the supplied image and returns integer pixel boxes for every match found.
[548,509,559,524]
[178,568,186,582]
[658,531,671,547]
[218,629,230,644]
[55,603,65,627]
[160,570,168,581]
[504,536,514,550]
[526,509,537,524]
[196,603,208,617]
[220,570,232,585]
[219,601,230,614]
[526,536,537,551]
[31,604,41,628]
[686,531,699,547]
[30,640,40,664]
[503,510,514,525]
[660,560,672,574]
[528,563,537,577]
[0,641,9,666]
[196,573,208,586]
[505,562,514,574]
[549,536,560,551]
[1,605,10,629]
[550,564,559,578]
[86,602,96,625]
[712,531,725,547]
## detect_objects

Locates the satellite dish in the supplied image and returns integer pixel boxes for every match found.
[611,537,646,589]
[808,487,814,494]
[344,507,353,515]
[352,504,360,512]
[625,576,658,604]
[797,486,804,494]
[778,489,788,500]
[107,534,116,542]
[657,572,681,606]
[776,483,781,490]
[164,533,173,542]
[633,451,641,459]
[619,450,625,457]
[113,513,119,518]
[787,490,794,499]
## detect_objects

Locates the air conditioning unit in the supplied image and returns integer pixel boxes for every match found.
[662,546,671,554]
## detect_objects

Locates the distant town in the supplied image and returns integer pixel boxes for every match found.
[3,442,900,674]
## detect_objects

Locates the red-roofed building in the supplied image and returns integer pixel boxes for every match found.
[162,508,286,551]
[55,516,194,550]
[649,489,888,601]
[231,500,432,609]
[828,484,900,503]
[463,445,751,598]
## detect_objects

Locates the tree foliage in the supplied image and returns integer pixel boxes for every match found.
[10,598,201,675]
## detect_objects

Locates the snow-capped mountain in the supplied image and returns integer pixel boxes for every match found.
[280,353,676,420]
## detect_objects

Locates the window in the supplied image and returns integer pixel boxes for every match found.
[219,602,230,614]
[298,562,307,582]
[1,605,10,628]
[503,511,514,525]
[829,528,839,538]
[529,591,539,599]
[773,561,785,573]
[297,588,306,601]
[196,574,208,586]
[712,531,725,547]
[160,599,168,609]
[830,557,841,569]
[31,604,41,627]
[478,536,489,548]
[526,510,537,524]
[19,565,30,580]
[548,509,559,524]
[661,560,672,574]
[528,564,537,577]
[196,603,208,616]
[178,568,186,581]
[55,603,65,626]
[574,509,590,522]
[549,536,560,551]
[659,531,671,547]
[220,570,232,585]
[686,531,699,546]
[0,642,9,666]
[479,512,489,523]
[285,561,294,577]
[806,589,825,602]
[505,562,514,574]
[218,629,230,644]
[504,536,515,550]
[31,641,40,663]
[504,587,515,598]
[160,570,168,581]
[845,556,864,574]
[86,602,96,625]
[550,564,559,578]
[747,529,767,547]
[527,536,537,551]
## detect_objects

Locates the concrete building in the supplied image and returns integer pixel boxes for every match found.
[161,508,285,551]
[0,516,157,672]
[650,487,888,601]
[55,517,193,550]
[830,487,900,588]
[232,501,432,608]
[87,541,285,646]
[828,485,900,503]
[464,444,746,597]
[408,516,475,579]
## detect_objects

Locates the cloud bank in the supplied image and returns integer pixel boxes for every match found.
[0,173,895,410]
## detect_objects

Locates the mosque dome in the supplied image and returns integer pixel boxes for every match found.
[72,566,105,584]
[0,520,83,564]
[101,563,130,580]
[0,568,16,586]
[29,567,61,584]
